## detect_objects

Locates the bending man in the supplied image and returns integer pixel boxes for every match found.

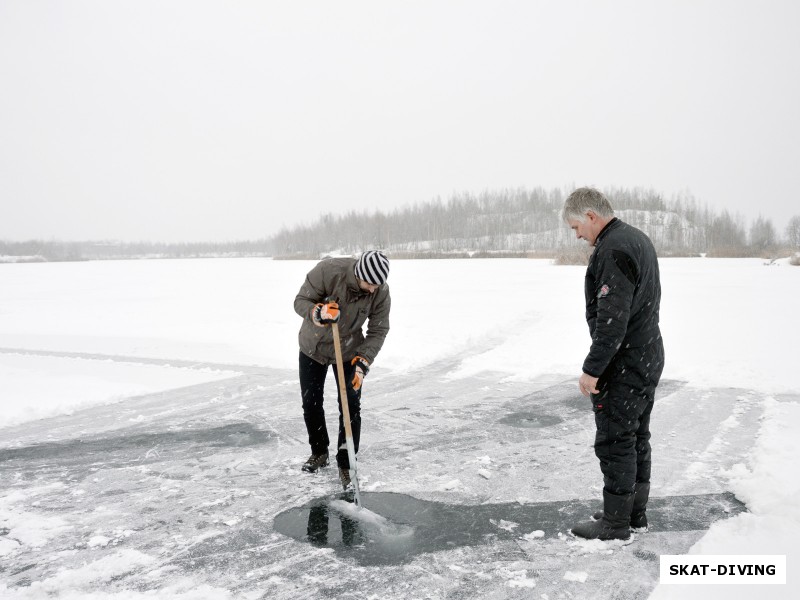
[294,250,391,489]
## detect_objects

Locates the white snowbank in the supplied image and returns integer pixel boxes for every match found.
[649,397,800,600]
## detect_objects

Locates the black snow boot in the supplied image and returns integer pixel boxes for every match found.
[629,482,650,532]
[572,490,634,542]
[591,482,650,532]
[301,453,329,473]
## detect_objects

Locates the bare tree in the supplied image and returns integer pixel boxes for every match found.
[749,216,777,255]
[708,211,747,257]
[786,215,800,250]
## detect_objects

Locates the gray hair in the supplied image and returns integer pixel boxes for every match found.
[562,187,615,222]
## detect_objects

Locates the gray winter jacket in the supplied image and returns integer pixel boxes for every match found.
[294,257,391,366]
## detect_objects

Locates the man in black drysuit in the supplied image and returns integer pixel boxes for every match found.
[563,187,665,542]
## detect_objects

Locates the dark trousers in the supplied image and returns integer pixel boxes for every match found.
[592,341,664,496]
[299,351,361,469]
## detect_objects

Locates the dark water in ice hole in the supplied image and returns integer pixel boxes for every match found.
[274,491,747,566]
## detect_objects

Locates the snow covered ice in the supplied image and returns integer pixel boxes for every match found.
[1,257,799,599]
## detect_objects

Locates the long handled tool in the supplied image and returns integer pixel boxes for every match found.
[331,321,363,507]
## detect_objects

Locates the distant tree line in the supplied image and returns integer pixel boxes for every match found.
[267,186,800,260]
[3,187,800,263]
[0,239,271,263]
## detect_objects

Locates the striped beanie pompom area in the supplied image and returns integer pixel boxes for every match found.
[354,250,390,285]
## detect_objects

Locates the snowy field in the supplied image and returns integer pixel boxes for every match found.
[0,256,798,599]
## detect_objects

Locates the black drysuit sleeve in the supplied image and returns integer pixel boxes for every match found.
[583,249,638,377]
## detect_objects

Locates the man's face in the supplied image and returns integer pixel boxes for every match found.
[357,279,380,294]
[567,212,601,246]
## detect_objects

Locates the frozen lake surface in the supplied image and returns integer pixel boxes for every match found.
[1,257,798,599]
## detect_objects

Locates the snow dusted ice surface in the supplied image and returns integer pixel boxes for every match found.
[0,353,239,429]
[0,257,798,599]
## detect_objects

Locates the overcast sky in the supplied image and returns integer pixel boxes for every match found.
[1,1,799,242]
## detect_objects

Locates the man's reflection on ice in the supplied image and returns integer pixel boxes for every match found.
[306,502,363,547]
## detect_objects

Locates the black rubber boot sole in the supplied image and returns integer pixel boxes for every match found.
[571,518,633,543]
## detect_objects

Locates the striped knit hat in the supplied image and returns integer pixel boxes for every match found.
[354,250,390,285]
